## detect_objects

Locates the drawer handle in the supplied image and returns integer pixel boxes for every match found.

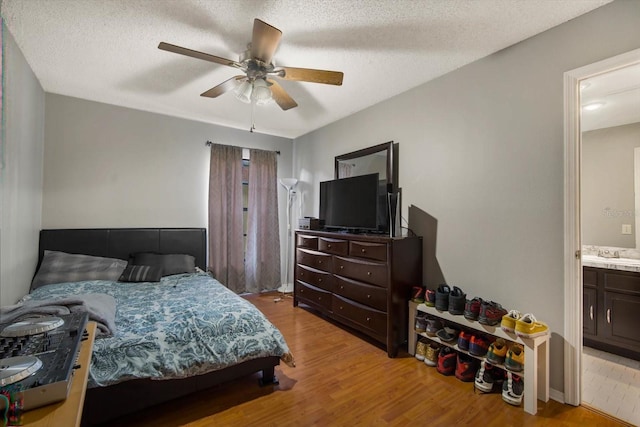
[318,297,322,301]
[607,308,611,324]
[318,278,322,283]
[300,272,304,277]
[328,244,332,248]
[367,271,372,276]
[339,265,344,270]
[340,285,344,290]
[589,305,594,321]
[300,289,304,293]
[339,306,343,310]
[367,294,371,299]
[361,249,366,253]
[318,260,322,264]
[366,317,371,322]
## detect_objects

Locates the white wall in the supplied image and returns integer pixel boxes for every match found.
[43,94,293,283]
[0,25,45,305]
[293,0,640,394]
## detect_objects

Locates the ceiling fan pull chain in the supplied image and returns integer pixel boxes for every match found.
[250,100,256,133]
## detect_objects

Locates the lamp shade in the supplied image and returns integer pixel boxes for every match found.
[234,80,253,103]
[252,78,273,105]
[279,178,298,190]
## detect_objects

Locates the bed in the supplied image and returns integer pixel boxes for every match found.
[25,228,292,425]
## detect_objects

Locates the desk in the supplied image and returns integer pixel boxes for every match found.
[22,321,96,427]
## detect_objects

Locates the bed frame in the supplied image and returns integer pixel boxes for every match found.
[37,228,280,426]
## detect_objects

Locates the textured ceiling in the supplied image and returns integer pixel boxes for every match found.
[1,0,612,138]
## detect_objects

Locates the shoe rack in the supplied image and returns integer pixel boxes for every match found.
[408,301,550,415]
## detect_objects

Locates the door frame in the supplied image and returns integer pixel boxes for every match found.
[563,48,640,406]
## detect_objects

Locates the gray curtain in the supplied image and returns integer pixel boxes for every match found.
[208,143,245,293]
[245,148,281,292]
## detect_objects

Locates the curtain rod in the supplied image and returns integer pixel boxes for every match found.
[205,140,280,155]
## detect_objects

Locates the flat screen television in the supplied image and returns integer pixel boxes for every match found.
[319,173,388,233]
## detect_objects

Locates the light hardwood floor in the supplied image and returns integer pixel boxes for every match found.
[104,292,630,426]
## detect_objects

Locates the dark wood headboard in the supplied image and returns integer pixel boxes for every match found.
[37,228,207,271]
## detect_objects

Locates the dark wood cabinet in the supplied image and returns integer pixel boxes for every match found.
[294,230,422,357]
[583,266,640,360]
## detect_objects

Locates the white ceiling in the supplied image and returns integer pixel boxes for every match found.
[581,62,640,132]
[1,0,613,139]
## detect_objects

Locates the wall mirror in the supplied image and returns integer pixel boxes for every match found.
[581,62,640,249]
[335,141,398,192]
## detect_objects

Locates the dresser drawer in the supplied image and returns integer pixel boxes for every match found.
[334,275,387,312]
[296,282,332,311]
[297,234,319,250]
[296,264,333,292]
[334,256,388,287]
[332,294,387,336]
[319,237,348,256]
[583,267,598,287]
[297,248,332,272]
[349,241,387,262]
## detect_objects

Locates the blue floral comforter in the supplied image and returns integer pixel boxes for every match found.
[23,272,292,388]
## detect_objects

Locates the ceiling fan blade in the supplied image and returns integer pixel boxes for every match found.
[267,79,298,110]
[158,42,241,68]
[251,19,282,64]
[277,67,343,86]
[200,76,245,98]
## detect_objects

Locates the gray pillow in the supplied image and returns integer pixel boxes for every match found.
[31,250,127,291]
[130,253,196,276]
[118,265,164,283]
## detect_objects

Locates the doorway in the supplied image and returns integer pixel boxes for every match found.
[563,48,640,424]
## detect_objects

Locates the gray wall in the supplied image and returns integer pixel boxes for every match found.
[43,94,294,286]
[0,25,45,304]
[582,123,640,248]
[293,0,640,394]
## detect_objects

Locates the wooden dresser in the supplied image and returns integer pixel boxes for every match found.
[294,230,422,357]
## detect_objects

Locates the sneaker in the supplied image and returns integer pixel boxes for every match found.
[455,353,479,382]
[436,326,459,343]
[436,346,457,376]
[415,338,429,361]
[478,301,508,326]
[424,342,440,367]
[515,313,549,338]
[425,318,443,337]
[457,330,473,351]
[486,338,508,365]
[501,310,522,333]
[463,297,483,321]
[414,313,428,333]
[504,343,524,372]
[411,286,425,303]
[435,284,450,311]
[425,289,436,307]
[448,286,466,315]
[475,360,499,393]
[468,335,490,357]
[502,372,524,406]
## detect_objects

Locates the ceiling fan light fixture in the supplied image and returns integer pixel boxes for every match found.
[234,80,253,103]
[252,79,273,105]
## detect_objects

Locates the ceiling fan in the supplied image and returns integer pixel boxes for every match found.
[158,19,344,111]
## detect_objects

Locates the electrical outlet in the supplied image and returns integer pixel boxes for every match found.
[622,224,632,235]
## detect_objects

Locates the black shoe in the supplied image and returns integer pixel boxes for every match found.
[435,284,450,311]
[448,286,466,315]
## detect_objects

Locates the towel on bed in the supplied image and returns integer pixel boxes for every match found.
[0,293,117,337]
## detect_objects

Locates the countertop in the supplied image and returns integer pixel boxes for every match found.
[582,254,640,273]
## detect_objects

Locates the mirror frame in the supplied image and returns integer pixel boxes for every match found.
[334,141,397,192]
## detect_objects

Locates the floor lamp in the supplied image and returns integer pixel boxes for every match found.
[279,178,298,295]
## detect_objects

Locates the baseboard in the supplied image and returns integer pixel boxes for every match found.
[549,388,564,404]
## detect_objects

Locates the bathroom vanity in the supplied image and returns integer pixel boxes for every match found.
[582,255,640,360]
